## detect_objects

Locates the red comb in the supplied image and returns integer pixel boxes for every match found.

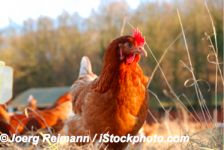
[132,28,145,47]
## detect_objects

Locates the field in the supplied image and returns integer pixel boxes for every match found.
[0,0,223,150]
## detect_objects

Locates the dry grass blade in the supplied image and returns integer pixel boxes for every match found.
[179,94,203,123]
[147,32,183,87]
[25,107,53,134]
[204,0,220,125]
[147,109,159,124]
[177,9,213,126]
[120,17,127,36]
[145,42,204,127]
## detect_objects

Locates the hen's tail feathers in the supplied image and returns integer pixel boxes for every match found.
[78,56,97,81]
[79,56,93,77]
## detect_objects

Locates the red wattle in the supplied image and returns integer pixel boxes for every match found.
[126,53,136,64]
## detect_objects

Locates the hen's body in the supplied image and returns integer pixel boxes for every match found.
[70,46,148,149]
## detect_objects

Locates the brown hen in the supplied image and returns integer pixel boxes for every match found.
[68,29,149,150]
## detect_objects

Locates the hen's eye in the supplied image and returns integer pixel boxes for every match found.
[128,42,132,48]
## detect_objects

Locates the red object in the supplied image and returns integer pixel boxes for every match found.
[132,28,145,47]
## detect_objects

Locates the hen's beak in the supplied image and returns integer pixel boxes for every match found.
[132,46,148,57]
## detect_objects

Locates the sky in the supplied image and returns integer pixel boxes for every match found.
[0,0,143,29]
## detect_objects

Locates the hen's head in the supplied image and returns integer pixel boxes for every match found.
[104,28,147,65]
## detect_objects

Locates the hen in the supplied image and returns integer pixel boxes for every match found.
[0,104,12,135]
[0,104,10,123]
[69,28,149,149]
[21,92,73,133]
[0,93,73,135]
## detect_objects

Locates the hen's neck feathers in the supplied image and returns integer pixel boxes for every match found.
[93,40,148,93]
[92,38,120,92]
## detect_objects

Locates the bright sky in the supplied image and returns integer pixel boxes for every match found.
[0,0,142,29]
